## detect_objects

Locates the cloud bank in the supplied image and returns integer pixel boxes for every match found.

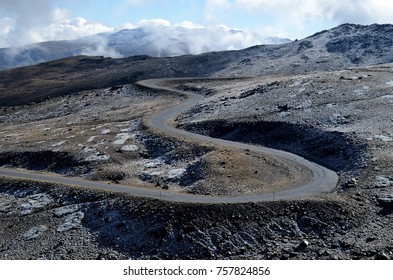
[0,0,113,48]
[101,20,289,57]
[207,0,393,24]
[78,19,290,59]
[204,0,393,37]
[2,0,393,60]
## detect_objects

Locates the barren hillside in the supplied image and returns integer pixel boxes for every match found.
[1,24,393,260]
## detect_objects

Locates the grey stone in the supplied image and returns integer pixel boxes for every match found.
[375,176,393,188]
[57,211,84,232]
[21,225,48,241]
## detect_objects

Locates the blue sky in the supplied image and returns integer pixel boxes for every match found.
[1,0,393,48]
[53,0,335,38]
[71,0,206,27]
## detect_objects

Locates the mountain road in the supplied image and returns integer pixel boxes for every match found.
[0,78,338,203]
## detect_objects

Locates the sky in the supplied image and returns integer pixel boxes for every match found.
[1,0,393,48]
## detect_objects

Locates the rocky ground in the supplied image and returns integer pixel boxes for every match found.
[175,65,393,189]
[1,178,392,260]
[0,80,306,196]
[1,61,393,259]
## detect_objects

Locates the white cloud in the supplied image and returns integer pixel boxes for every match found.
[0,0,113,48]
[0,17,15,47]
[175,21,205,29]
[204,0,393,35]
[0,13,114,47]
[323,0,393,24]
[118,22,136,30]
[80,36,123,58]
[45,17,113,39]
[120,20,287,56]
[52,8,72,22]
[136,18,171,27]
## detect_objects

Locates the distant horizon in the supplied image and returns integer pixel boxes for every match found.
[1,22,386,50]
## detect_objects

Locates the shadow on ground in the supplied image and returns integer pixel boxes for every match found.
[179,120,368,173]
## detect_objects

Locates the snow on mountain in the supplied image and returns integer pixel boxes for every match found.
[0,26,290,70]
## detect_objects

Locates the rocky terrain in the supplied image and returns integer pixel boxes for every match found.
[0,82,296,196]
[2,23,393,106]
[1,175,392,260]
[1,23,393,260]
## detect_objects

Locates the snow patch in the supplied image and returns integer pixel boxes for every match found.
[113,133,135,145]
[57,211,84,232]
[85,152,110,161]
[21,225,48,241]
[20,194,54,216]
[5,133,23,137]
[144,159,163,168]
[386,81,393,86]
[51,140,65,147]
[167,168,187,180]
[82,146,96,153]
[279,112,291,117]
[380,95,393,99]
[101,129,111,135]
[122,145,139,152]
[51,204,80,217]
[290,80,302,87]
[296,100,312,109]
[148,171,163,176]
[374,135,393,142]
[87,136,96,143]
[375,176,393,188]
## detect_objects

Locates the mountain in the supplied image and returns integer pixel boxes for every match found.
[1,23,393,106]
[216,23,393,76]
[0,26,290,71]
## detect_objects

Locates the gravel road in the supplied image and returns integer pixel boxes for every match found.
[0,78,338,203]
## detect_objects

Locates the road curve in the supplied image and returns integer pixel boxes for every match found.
[0,78,338,204]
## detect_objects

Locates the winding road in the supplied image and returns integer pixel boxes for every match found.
[0,78,338,203]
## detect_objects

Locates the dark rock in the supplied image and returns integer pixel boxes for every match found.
[278,104,291,112]
[377,195,393,210]
[296,239,311,251]
[375,252,390,260]
[366,237,377,243]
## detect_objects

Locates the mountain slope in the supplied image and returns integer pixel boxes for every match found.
[0,26,290,71]
[1,24,393,107]
[217,23,393,76]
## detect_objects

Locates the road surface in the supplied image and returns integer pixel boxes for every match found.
[0,78,338,203]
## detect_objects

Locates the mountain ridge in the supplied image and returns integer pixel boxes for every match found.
[1,23,393,106]
[0,25,290,71]
[217,23,393,76]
